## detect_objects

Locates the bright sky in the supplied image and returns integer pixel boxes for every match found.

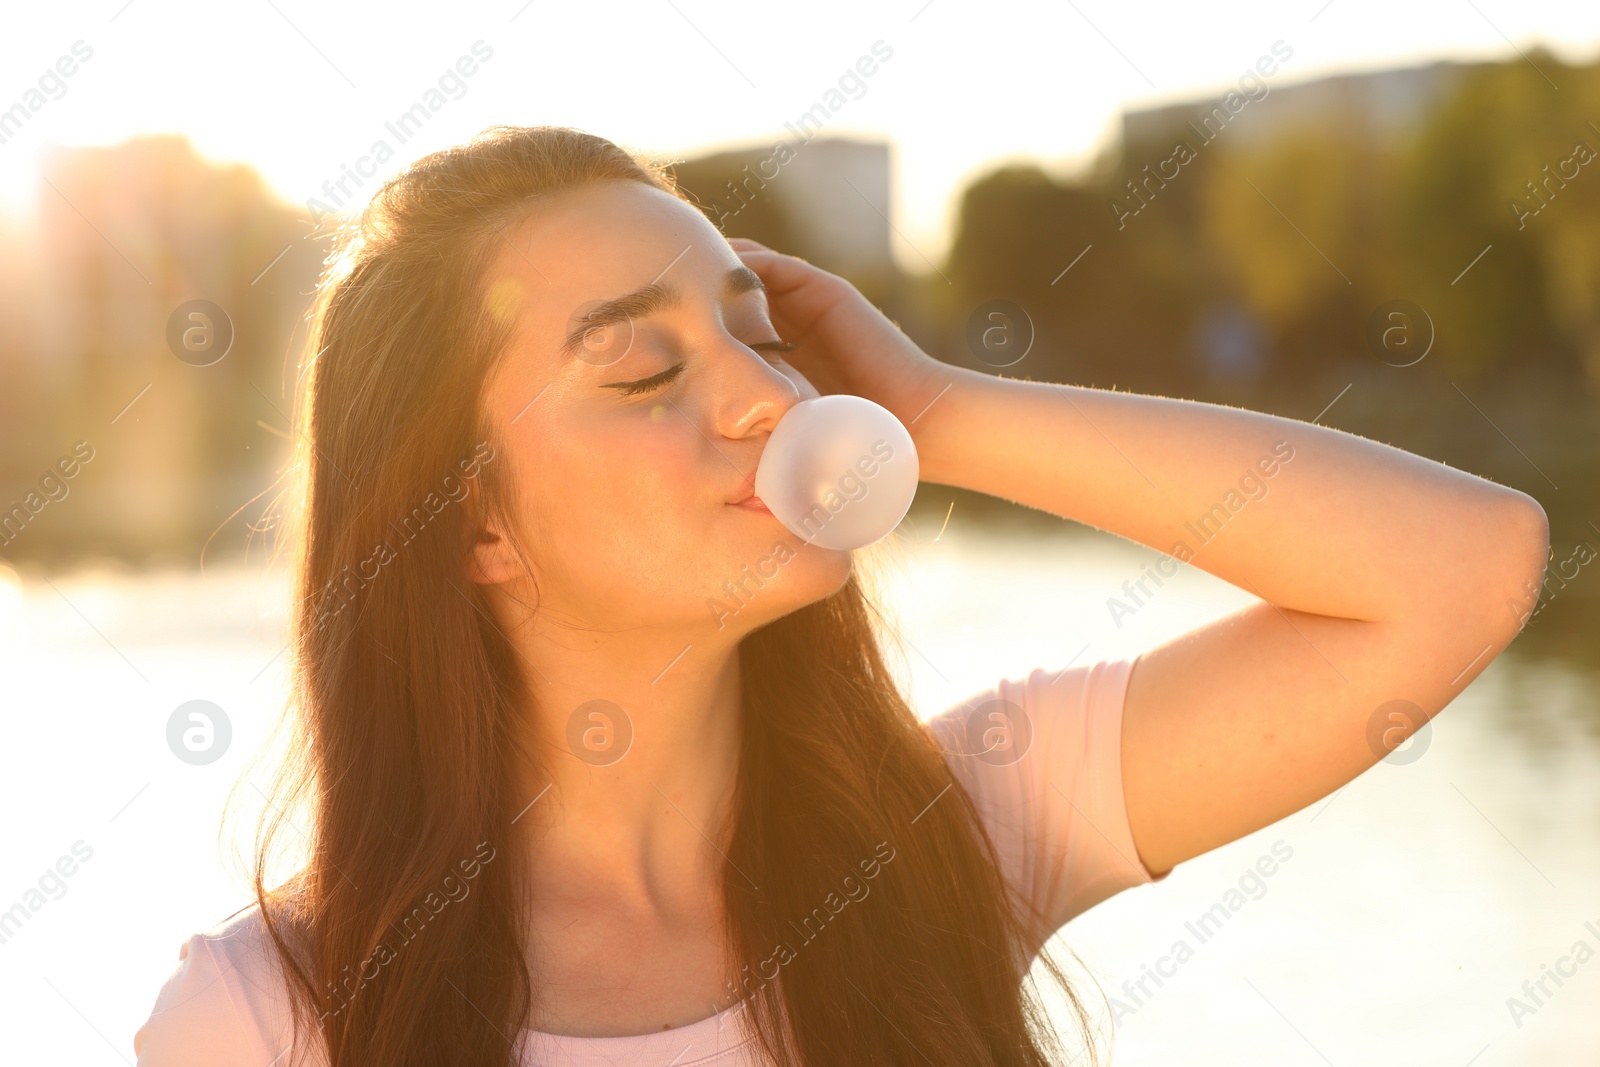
[3,0,1599,268]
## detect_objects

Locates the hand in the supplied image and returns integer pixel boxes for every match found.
[727,238,954,431]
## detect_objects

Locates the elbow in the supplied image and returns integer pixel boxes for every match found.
[1508,490,1551,590]
[1487,489,1551,636]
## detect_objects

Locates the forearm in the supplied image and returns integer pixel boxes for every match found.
[909,365,1547,625]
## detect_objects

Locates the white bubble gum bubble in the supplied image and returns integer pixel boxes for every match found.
[753,395,919,551]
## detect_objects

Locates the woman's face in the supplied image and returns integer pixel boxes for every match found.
[476,179,851,638]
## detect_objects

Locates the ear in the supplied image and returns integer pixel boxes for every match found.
[464,486,522,586]
[468,523,522,586]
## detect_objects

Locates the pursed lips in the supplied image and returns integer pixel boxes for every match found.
[727,472,769,512]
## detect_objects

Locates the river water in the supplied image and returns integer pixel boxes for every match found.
[0,523,1595,1064]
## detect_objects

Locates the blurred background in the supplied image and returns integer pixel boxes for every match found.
[1,1,1596,1064]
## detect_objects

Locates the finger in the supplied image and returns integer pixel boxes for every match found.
[729,245,830,298]
[733,258,855,344]
[734,244,809,267]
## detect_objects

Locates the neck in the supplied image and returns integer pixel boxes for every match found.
[493,597,745,897]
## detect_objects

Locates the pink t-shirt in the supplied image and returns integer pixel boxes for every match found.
[134,656,1166,1066]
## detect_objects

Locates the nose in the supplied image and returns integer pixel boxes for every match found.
[712,336,806,441]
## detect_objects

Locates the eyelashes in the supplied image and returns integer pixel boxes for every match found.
[609,339,796,397]
[614,362,684,396]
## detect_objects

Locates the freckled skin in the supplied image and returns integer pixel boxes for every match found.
[476,180,851,640]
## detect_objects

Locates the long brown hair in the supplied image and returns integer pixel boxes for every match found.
[246,125,1103,1066]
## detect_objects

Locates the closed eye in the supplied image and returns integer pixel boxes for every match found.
[603,340,796,397]
[604,362,685,396]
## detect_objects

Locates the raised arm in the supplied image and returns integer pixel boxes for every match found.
[727,237,1550,880]
[911,366,1550,876]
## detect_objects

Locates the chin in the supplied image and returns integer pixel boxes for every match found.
[703,539,852,634]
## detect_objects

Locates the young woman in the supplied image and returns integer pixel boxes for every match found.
[133,126,1549,1067]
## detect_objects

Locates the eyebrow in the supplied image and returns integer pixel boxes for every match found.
[559,265,767,360]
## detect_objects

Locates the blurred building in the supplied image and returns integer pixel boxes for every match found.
[2,136,318,561]
[0,133,904,562]
[671,137,898,305]
[1123,60,1474,150]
